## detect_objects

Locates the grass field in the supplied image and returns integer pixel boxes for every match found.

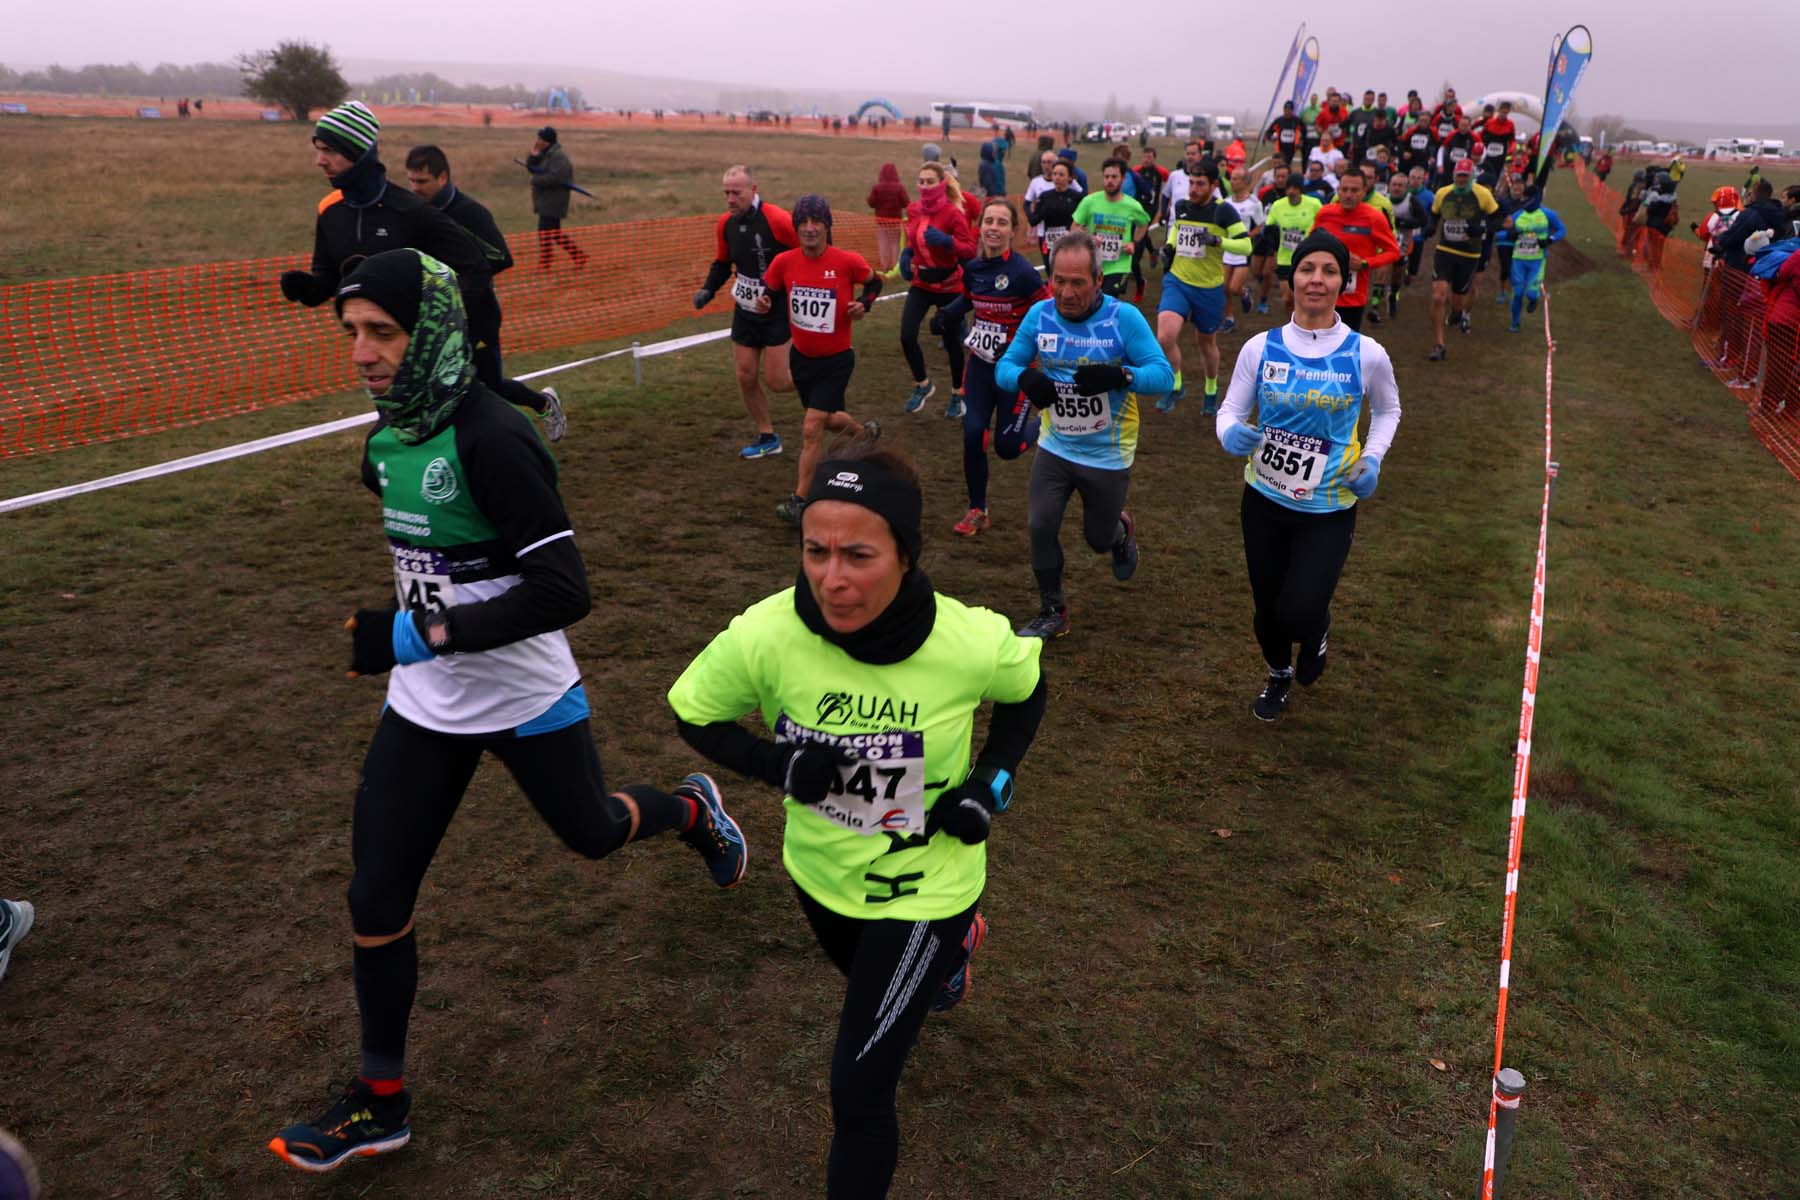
[2,123,1797,1199]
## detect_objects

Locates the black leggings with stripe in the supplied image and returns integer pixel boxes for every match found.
[795,885,977,1200]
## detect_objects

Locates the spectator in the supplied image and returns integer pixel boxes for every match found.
[1028,134,1056,181]
[1618,169,1649,257]
[866,162,911,272]
[1762,245,1800,414]
[979,140,1006,199]
[1594,150,1613,182]
[1715,180,1786,273]
[1056,147,1089,192]
[1640,172,1681,270]
[525,126,588,269]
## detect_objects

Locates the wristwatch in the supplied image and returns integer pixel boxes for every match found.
[1121,367,1136,390]
[967,764,1014,813]
[423,611,452,652]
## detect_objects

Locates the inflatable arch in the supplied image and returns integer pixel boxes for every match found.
[854,98,904,122]
[1476,92,1544,128]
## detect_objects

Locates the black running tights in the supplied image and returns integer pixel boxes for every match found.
[1240,484,1357,671]
[898,287,965,388]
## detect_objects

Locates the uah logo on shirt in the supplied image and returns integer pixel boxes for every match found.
[1037,332,1060,353]
[1263,362,1292,385]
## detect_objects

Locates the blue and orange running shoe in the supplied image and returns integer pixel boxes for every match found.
[269,1080,411,1173]
[675,773,748,888]
[931,912,988,1013]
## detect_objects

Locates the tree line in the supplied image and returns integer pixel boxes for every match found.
[0,58,536,108]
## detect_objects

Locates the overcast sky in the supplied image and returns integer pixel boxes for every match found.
[9,0,1796,128]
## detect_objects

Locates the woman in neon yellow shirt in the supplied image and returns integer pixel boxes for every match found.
[668,439,1047,1199]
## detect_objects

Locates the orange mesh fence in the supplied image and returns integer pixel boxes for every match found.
[1572,159,1800,479]
[0,212,944,459]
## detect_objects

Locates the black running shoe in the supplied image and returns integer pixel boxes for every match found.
[1111,510,1139,581]
[1017,606,1071,639]
[1296,629,1328,687]
[1252,673,1293,722]
[1427,345,1448,362]
[1458,311,1472,334]
[674,773,748,889]
[269,1080,411,1173]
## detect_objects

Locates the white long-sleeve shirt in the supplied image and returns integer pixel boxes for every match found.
[1216,317,1401,462]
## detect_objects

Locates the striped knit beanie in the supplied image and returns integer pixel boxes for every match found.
[314,101,380,160]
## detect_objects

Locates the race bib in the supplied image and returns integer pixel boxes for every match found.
[1048,379,1112,436]
[1484,142,1504,159]
[1043,225,1070,249]
[1437,122,1454,139]
[1281,226,1306,251]
[1411,134,1430,150]
[964,319,1008,363]
[731,273,765,311]
[1175,225,1210,259]
[774,714,926,837]
[1252,426,1333,502]
[1450,147,1469,161]
[1280,129,1296,144]
[1095,231,1124,262]
[1443,218,1470,242]
[1517,233,1540,256]
[391,545,455,614]
[789,285,836,334]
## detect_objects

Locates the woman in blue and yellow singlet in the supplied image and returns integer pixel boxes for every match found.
[1214,229,1402,722]
[667,437,1047,1199]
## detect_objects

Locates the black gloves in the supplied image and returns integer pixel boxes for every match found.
[1073,364,1129,394]
[1160,244,1175,272]
[346,609,398,678]
[783,743,858,806]
[925,783,995,844]
[693,288,715,310]
[1017,367,1060,409]
[280,270,328,306]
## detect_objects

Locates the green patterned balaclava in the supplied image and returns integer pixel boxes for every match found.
[336,249,474,444]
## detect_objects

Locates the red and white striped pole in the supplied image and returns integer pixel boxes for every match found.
[1479,287,1558,1200]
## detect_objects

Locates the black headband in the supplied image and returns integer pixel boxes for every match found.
[805,458,923,564]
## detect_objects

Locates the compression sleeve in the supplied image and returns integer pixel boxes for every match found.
[994,303,1043,392]
[1216,332,1270,442]
[1360,339,1401,461]
[676,719,790,788]
[1545,207,1568,243]
[976,673,1047,775]
[447,400,591,652]
[1220,218,1253,258]
[1117,303,1175,395]
[701,259,733,295]
[859,275,883,308]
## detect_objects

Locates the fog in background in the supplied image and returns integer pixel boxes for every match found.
[7,0,1799,139]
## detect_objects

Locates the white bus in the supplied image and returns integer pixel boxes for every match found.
[928,101,1036,130]
[1146,114,1168,137]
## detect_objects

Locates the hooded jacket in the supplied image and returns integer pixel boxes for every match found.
[904,186,978,293]
[1715,197,1787,272]
[979,141,1006,197]
[866,163,910,219]
[527,140,575,219]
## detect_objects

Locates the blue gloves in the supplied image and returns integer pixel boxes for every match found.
[923,225,954,250]
[1220,420,1262,456]
[1346,455,1382,499]
[898,248,914,281]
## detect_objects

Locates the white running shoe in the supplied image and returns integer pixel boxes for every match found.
[0,900,34,984]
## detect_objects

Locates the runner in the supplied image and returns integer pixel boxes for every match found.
[1427,159,1499,360]
[1385,172,1431,318]
[1311,169,1401,332]
[1223,167,1268,324]
[1435,114,1483,189]
[694,165,799,459]
[899,162,977,419]
[268,248,749,1174]
[996,229,1175,638]
[1025,159,1083,268]
[1073,158,1153,298]
[1157,162,1251,413]
[1266,174,1325,316]
[933,198,1051,536]
[1487,172,1527,310]
[1214,229,1401,721]
[1266,101,1306,164]
[1129,148,1170,301]
[667,439,1046,1200]
[402,144,567,440]
[1300,159,1337,203]
[1477,101,1517,187]
[1504,187,1567,332]
[758,195,886,525]
[1396,108,1435,178]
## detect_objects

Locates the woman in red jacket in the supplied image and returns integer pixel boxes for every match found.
[1762,250,1800,416]
[866,162,910,273]
[900,161,977,418]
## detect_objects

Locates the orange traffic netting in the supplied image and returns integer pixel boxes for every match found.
[1572,159,1800,480]
[0,212,923,459]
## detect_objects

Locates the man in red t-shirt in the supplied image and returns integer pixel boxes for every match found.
[757,194,885,525]
[1310,170,1402,331]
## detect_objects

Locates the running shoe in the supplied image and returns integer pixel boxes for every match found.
[930,912,988,1014]
[1016,605,1071,639]
[1256,300,1270,315]
[1111,510,1139,582]
[539,387,567,443]
[1201,386,1220,417]
[862,419,882,443]
[1387,291,1398,318]
[775,493,805,526]
[1219,316,1238,335]
[1252,672,1293,722]
[953,508,990,537]
[1458,311,1472,334]
[944,392,966,421]
[0,899,33,984]
[739,432,782,460]
[905,381,935,413]
[1296,630,1328,687]
[1509,322,1521,333]
[269,1080,412,1173]
[673,772,748,889]
[1155,386,1184,414]
[1241,291,1253,314]
[1427,345,1448,362]
[1494,291,1508,306]
[1367,306,1383,326]
[1527,295,1540,314]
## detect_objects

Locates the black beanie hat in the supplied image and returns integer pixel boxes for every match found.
[334,248,426,331]
[1291,229,1351,281]
[537,125,558,144]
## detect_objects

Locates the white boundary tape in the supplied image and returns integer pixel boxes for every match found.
[1,291,918,515]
